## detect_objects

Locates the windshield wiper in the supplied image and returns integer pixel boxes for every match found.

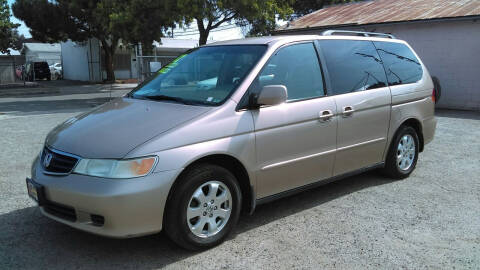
[142,95,194,105]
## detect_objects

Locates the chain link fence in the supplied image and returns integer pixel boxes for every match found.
[134,45,185,82]
[136,55,178,81]
[0,56,64,86]
[0,56,25,85]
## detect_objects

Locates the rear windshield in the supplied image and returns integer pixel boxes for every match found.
[129,45,267,106]
[374,41,423,85]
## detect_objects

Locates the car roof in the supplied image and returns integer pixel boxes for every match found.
[203,35,405,47]
[203,35,319,46]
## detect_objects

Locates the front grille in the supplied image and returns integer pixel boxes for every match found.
[41,147,78,174]
[43,200,77,222]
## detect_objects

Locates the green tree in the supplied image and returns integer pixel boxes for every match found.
[0,0,20,54]
[12,0,175,81]
[176,0,293,45]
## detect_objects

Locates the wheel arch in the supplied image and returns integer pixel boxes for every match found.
[400,118,424,152]
[164,154,254,220]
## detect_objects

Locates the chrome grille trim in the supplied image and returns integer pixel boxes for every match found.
[41,146,81,176]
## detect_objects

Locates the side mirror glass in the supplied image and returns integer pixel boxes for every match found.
[256,85,287,107]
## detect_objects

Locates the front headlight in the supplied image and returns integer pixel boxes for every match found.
[73,156,157,179]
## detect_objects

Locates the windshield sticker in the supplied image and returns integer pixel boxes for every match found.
[207,97,213,102]
[158,54,187,74]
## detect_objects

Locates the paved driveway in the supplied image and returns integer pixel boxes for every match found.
[0,93,479,269]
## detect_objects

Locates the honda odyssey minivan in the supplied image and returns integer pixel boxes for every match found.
[27,31,436,250]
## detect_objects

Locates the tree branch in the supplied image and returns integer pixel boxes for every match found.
[206,19,213,31]
[211,12,236,29]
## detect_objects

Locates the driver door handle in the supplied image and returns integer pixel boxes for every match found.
[342,106,355,117]
[319,110,334,122]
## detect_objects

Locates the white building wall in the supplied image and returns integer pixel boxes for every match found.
[61,39,102,82]
[284,20,480,110]
[61,40,89,81]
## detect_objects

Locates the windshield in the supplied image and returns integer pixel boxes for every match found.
[129,45,267,106]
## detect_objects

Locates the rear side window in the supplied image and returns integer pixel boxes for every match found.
[320,40,387,95]
[253,42,325,101]
[374,41,423,85]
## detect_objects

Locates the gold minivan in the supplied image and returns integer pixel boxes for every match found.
[27,31,436,250]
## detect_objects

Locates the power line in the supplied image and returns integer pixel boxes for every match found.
[172,25,241,37]
[168,21,240,36]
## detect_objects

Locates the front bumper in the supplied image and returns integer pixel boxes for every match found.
[31,157,181,238]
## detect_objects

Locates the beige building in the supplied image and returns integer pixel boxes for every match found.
[276,0,480,111]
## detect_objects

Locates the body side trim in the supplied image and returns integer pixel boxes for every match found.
[337,137,386,152]
[261,149,336,171]
[256,162,385,205]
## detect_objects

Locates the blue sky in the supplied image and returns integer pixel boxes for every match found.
[8,0,31,38]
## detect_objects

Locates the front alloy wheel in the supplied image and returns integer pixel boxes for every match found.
[164,164,242,250]
[187,181,232,238]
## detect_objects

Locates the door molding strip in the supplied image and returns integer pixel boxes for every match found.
[261,149,336,171]
[337,137,386,152]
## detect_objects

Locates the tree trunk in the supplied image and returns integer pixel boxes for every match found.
[104,49,115,82]
[197,19,210,46]
[199,30,209,46]
[100,39,115,82]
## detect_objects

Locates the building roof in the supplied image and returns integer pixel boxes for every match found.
[277,0,480,32]
[23,43,61,53]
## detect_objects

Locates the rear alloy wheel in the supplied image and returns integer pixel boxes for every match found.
[382,126,419,179]
[396,134,416,171]
[164,164,241,250]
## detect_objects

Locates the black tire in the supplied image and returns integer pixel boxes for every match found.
[164,164,242,250]
[382,126,419,179]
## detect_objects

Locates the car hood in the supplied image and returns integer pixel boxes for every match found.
[46,97,212,158]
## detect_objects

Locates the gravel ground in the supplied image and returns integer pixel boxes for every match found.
[0,92,479,269]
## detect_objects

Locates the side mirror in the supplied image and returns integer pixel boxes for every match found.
[256,85,287,107]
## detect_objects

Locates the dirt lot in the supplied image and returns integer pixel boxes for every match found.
[0,90,479,269]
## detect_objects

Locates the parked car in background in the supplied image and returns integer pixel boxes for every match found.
[26,62,51,81]
[26,32,436,250]
[50,63,62,80]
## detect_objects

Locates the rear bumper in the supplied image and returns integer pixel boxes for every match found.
[31,157,181,238]
[423,116,437,146]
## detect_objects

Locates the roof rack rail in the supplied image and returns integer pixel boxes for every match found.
[322,30,396,39]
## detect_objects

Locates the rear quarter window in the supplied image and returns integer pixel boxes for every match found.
[319,40,387,96]
[374,41,423,85]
